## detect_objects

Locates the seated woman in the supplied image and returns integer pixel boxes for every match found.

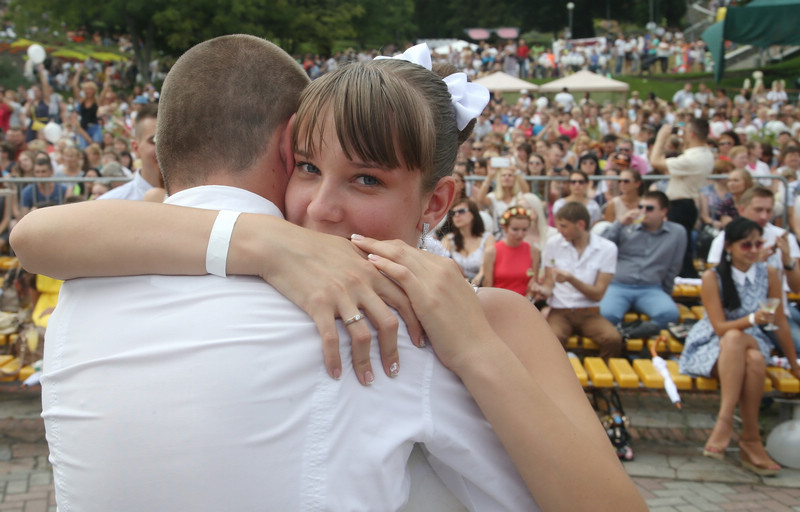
[679,218,800,475]
[12,49,644,510]
[441,198,494,286]
[699,159,733,230]
[552,170,602,226]
[604,168,643,223]
[718,168,753,226]
[482,206,539,297]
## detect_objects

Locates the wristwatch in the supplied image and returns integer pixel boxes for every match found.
[784,260,797,271]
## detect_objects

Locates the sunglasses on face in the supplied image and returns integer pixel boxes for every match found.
[570,179,587,184]
[451,208,469,216]
[638,204,656,212]
[718,141,733,146]
[739,240,764,251]
[620,179,632,184]
[472,146,483,151]
[617,147,631,152]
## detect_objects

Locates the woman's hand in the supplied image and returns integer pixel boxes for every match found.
[351,235,497,372]
[246,224,424,385]
[750,309,775,326]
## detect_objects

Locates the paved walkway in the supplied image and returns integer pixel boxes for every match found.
[1,385,798,511]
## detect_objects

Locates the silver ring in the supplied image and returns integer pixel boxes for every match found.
[344,313,365,326]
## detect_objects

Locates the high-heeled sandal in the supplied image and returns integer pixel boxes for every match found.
[702,445,726,460]
[739,439,780,476]
[703,416,733,460]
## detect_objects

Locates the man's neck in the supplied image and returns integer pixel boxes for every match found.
[571,231,590,253]
[644,219,664,232]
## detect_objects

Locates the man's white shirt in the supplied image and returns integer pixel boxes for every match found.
[97,170,154,201]
[542,233,617,309]
[43,185,536,511]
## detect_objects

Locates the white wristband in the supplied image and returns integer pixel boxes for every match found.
[206,210,242,277]
[748,313,756,326]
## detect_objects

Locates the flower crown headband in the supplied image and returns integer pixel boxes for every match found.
[375,44,490,131]
[499,206,533,226]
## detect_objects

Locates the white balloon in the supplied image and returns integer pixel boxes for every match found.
[43,121,62,143]
[27,44,46,64]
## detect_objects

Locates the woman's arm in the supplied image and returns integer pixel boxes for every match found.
[352,236,647,512]
[702,268,773,336]
[604,198,616,222]
[527,244,541,289]
[481,244,496,287]
[475,170,495,208]
[11,200,422,383]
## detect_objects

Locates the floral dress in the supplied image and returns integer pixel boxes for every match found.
[679,263,774,377]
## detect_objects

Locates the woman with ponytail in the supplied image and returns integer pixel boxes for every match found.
[680,217,800,476]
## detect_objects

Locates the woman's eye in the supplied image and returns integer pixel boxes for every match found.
[296,162,320,175]
[356,174,380,186]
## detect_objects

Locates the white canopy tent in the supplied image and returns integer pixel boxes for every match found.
[538,70,629,93]
[472,72,538,93]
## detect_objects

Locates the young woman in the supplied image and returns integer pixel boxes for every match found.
[71,66,102,149]
[679,218,800,475]
[552,170,602,226]
[481,206,539,297]
[441,198,494,286]
[718,168,753,226]
[476,165,530,235]
[699,159,733,230]
[604,168,643,223]
[13,52,645,511]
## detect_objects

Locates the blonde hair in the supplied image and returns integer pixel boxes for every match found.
[293,59,470,192]
[157,35,310,191]
[728,145,748,161]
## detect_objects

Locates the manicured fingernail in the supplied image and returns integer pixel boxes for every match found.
[389,362,399,377]
[364,370,375,385]
[367,253,379,261]
[331,368,341,380]
[418,336,426,348]
[350,233,365,240]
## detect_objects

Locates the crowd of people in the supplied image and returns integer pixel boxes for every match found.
[2,34,800,499]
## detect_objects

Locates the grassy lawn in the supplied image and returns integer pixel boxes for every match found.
[522,52,800,102]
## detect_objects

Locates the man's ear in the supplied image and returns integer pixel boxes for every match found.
[421,176,456,229]
[279,114,297,179]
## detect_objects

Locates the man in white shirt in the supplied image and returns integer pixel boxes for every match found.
[707,186,800,353]
[534,202,622,360]
[671,82,695,109]
[41,35,536,512]
[98,103,162,200]
[650,117,714,278]
[554,87,575,112]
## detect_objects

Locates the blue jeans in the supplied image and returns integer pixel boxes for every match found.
[600,282,680,328]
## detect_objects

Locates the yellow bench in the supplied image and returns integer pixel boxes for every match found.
[570,357,799,396]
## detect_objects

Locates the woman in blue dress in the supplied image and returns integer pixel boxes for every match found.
[680,218,800,476]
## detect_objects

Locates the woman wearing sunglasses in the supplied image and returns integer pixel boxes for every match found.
[604,168,644,223]
[441,198,494,286]
[679,218,800,476]
[551,170,601,227]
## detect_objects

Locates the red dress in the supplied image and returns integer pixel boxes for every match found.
[493,241,532,296]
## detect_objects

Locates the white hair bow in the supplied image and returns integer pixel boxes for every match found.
[375,43,489,131]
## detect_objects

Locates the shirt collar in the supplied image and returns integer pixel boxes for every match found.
[731,264,758,287]
[165,185,284,218]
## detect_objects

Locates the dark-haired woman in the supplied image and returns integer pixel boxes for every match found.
[679,218,800,476]
[441,198,494,286]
